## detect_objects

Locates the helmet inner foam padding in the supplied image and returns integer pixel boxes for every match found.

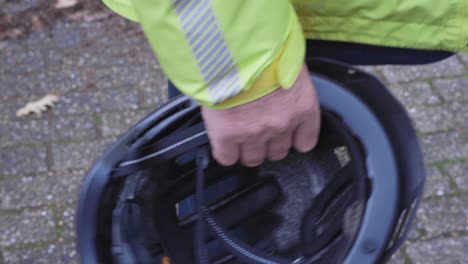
[259,147,348,251]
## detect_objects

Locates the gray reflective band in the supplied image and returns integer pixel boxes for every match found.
[170,0,243,104]
[120,130,207,166]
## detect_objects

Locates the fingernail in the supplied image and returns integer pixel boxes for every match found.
[296,144,315,153]
[270,152,288,161]
[245,161,263,167]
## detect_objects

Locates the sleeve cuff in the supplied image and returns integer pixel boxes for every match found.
[211,7,305,109]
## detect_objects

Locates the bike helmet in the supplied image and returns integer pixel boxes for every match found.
[77,59,426,264]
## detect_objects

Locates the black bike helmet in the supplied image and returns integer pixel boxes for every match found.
[77,59,426,264]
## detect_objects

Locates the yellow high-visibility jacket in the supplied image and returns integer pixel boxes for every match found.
[102,0,468,108]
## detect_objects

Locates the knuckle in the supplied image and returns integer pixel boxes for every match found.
[298,103,318,117]
[213,151,237,166]
[243,152,263,163]
[268,144,290,161]
[270,139,289,153]
[242,150,265,167]
[211,144,238,166]
[238,127,262,142]
[268,120,289,135]
[217,130,237,142]
[295,136,318,152]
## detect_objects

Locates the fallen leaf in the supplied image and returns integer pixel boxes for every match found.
[16,94,60,117]
[0,28,22,40]
[31,16,45,32]
[55,0,78,9]
[66,10,110,22]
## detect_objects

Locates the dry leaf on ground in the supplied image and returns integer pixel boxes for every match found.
[66,10,110,22]
[16,94,60,117]
[55,0,79,9]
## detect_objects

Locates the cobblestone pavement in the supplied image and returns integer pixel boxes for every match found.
[0,11,467,264]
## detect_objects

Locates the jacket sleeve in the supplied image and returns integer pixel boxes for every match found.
[102,0,305,109]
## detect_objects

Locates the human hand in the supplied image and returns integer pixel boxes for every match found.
[201,64,321,167]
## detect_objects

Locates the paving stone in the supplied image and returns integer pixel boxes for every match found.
[94,89,140,111]
[444,162,468,192]
[459,54,468,65]
[44,67,86,93]
[5,49,46,75]
[25,33,52,50]
[406,237,468,264]
[89,66,131,90]
[45,47,71,69]
[76,27,153,66]
[2,244,63,264]
[90,66,154,90]
[387,248,407,264]
[453,103,468,129]
[423,166,452,199]
[0,42,15,73]
[0,119,50,147]
[407,103,466,133]
[355,66,381,77]
[407,218,422,241]
[0,173,83,210]
[140,85,168,109]
[51,139,113,171]
[101,110,150,137]
[0,74,22,99]
[0,116,97,147]
[82,33,146,54]
[417,196,467,238]
[58,207,76,240]
[2,242,78,264]
[60,242,78,264]
[53,89,140,115]
[25,32,54,66]
[378,57,466,83]
[7,68,85,98]
[407,106,447,134]
[2,0,41,15]
[138,52,162,70]
[433,78,468,102]
[52,23,83,49]
[0,145,47,176]
[82,29,149,60]
[0,40,23,74]
[420,132,468,164]
[51,116,98,141]
[63,50,139,68]
[80,19,113,42]
[4,72,47,99]
[81,16,141,43]
[388,82,441,108]
[0,209,56,247]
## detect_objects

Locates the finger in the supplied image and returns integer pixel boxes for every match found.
[267,133,293,161]
[240,141,267,167]
[212,140,240,166]
[293,118,320,153]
